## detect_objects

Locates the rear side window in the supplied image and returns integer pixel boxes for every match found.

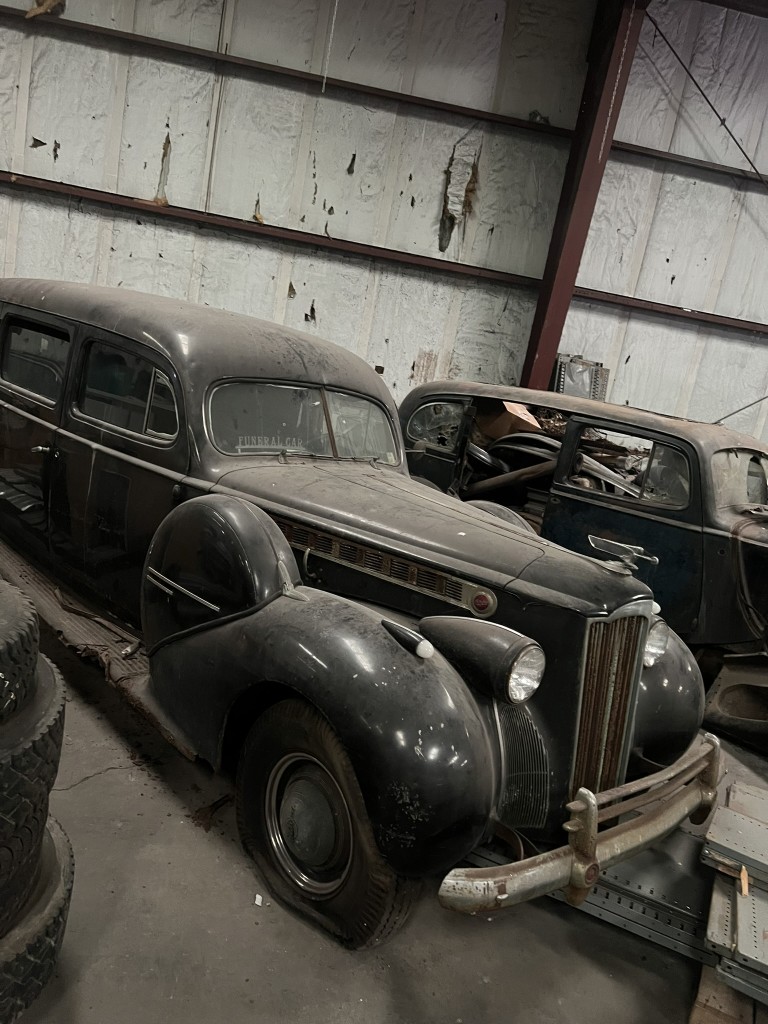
[80,340,179,440]
[569,427,691,508]
[1,321,70,402]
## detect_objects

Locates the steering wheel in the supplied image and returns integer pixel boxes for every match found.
[488,433,562,456]
[466,442,509,475]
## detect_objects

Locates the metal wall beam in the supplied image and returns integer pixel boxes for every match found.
[520,0,650,389]
[4,169,768,343]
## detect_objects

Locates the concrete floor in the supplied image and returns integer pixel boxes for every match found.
[23,626,703,1024]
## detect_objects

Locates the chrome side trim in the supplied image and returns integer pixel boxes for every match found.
[275,516,497,618]
[551,487,703,533]
[146,567,220,612]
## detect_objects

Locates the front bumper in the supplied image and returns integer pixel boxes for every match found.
[439,732,721,914]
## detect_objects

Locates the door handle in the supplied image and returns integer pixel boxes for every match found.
[30,446,51,454]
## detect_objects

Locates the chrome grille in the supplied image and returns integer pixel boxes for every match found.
[274,516,491,615]
[496,703,548,829]
[572,615,646,796]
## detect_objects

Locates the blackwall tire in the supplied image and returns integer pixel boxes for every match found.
[0,655,65,939]
[236,700,419,949]
[0,817,74,1024]
[0,583,39,725]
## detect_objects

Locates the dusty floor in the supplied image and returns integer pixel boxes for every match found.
[23,627,705,1024]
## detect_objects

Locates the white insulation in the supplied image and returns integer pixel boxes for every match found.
[0,0,593,394]
[563,0,768,440]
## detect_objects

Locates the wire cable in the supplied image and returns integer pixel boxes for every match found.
[645,11,768,194]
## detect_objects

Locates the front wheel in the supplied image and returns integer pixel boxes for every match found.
[236,700,419,948]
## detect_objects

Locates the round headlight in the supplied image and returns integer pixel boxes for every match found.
[643,619,670,668]
[507,645,546,703]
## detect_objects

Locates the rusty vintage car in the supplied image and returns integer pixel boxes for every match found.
[400,380,768,744]
[0,280,719,947]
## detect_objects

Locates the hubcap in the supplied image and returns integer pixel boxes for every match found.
[265,754,353,897]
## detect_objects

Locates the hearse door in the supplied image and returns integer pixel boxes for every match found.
[402,399,472,492]
[70,333,188,627]
[0,311,73,562]
[541,419,704,634]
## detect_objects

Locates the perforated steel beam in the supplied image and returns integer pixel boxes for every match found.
[520,0,650,389]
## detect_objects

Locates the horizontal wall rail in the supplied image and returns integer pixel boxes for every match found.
[3,169,767,342]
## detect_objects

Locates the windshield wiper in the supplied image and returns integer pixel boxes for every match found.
[276,448,322,462]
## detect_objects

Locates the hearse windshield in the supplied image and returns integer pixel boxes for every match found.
[208,381,399,464]
[712,448,768,507]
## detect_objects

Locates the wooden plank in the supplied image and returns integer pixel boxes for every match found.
[689,966,755,1024]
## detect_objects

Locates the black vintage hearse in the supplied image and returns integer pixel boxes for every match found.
[0,280,719,947]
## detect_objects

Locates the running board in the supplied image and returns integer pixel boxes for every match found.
[0,536,197,760]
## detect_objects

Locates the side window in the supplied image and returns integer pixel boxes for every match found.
[1,321,70,403]
[80,341,179,440]
[569,427,690,508]
[406,401,466,451]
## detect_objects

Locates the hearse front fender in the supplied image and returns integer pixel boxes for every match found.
[142,494,497,875]
[150,592,497,874]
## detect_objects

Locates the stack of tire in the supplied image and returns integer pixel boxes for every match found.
[0,582,74,1023]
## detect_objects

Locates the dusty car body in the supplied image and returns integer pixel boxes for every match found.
[400,380,768,658]
[0,280,719,946]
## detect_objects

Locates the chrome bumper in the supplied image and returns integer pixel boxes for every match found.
[439,732,721,914]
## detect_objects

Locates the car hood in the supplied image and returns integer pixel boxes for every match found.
[213,462,650,613]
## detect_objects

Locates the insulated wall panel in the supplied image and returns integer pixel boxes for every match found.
[411,0,506,110]
[468,129,568,277]
[716,188,768,325]
[0,26,23,171]
[23,35,118,188]
[132,0,224,49]
[0,187,535,400]
[567,0,768,436]
[208,76,307,224]
[685,331,768,436]
[277,250,374,355]
[449,284,537,385]
[296,92,399,244]
[100,212,198,297]
[228,0,323,71]
[493,0,597,126]
[12,195,102,281]
[195,232,282,319]
[365,267,465,395]
[2,0,129,28]
[319,0,415,93]
[119,57,215,207]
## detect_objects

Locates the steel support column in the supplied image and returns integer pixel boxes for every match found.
[520,0,649,389]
